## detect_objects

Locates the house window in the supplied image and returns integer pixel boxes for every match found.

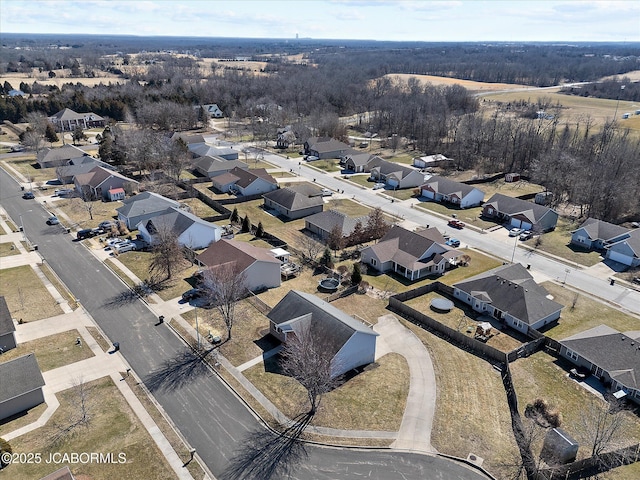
[565,348,578,361]
[488,208,494,215]
[371,258,377,266]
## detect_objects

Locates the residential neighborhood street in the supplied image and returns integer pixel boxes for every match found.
[0,163,490,479]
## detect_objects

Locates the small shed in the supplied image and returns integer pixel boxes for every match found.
[270,247,290,264]
[541,427,579,465]
[476,322,493,336]
[535,191,553,206]
[505,173,521,183]
[108,187,125,202]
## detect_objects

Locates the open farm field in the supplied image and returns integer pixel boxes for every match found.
[0,69,125,88]
[385,73,531,92]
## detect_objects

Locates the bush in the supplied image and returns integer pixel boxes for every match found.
[351,262,362,285]
[255,221,264,238]
[241,215,251,233]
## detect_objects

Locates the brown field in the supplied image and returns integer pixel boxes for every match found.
[385,73,531,92]
[0,69,125,88]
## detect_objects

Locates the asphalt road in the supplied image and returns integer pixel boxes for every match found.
[0,166,489,480]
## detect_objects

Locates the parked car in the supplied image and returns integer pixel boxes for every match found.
[509,227,524,237]
[99,220,117,230]
[77,228,96,240]
[446,238,461,247]
[320,188,333,196]
[105,238,127,249]
[306,155,319,161]
[113,241,135,254]
[182,288,205,301]
[519,230,533,241]
[46,216,60,225]
[10,145,25,152]
[448,219,465,229]
[372,182,385,190]
[22,191,35,199]
[54,188,73,197]
[131,239,149,251]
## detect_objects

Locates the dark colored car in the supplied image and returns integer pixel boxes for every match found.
[77,228,96,240]
[448,219,465,229]
[22,191,35,199]
[182,288,205,301]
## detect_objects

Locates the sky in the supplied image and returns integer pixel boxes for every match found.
[1,0,639,43]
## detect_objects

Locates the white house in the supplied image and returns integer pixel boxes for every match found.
[196,239,281,291]
[268,290,378,378]
[453,263,564,335]
[370,160,425,189]
[136,207,222,250]
[420,176,484,209]
[116,191,182,230]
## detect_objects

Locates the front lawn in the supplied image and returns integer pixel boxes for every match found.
[414,202,497,229]
[0,241,20,257]
[306,159,341,172]
[0,265,64,321]
[53,197,123,230]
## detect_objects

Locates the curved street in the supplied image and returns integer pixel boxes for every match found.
[0,164,489,480]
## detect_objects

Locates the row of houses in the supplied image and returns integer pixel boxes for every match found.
[571,218,640,267]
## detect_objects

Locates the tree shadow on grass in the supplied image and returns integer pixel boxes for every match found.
[143,349,211,393]
[222,412,312,480]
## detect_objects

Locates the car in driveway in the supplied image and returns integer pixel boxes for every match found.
[22,191,35,199]
[509,227,524,237]
[372,182,385,190]
[46,216,60,225]
[77,228,97,240]
[182,288,206,301]
[446,238,461,247]
[105,237,128,249]
[519,230,533,241]
[448,219,465,229]
[320,188,333,196]
[113,241,135,254]
[54,188,73,197]
[99,220,117,230]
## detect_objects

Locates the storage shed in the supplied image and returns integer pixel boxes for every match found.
[541,428,579,465]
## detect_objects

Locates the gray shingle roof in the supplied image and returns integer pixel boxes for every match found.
[372,160,417,179]
[484,193,555,224]
[305,210,367,237]
[306,137,351,155]
[37,144,86,164]
[0,296,15,337]
[144,207,220,237]
[116,191,180,218]
[192,156,248,174]
[0,353,45,404]
[575,218,629,242]
[197,238,280,272]
[263,187,324,211]
[454,263,563,325]
[228,167,276,188]
[421,175,483,198]
[562,325,640,389]
[268,291,377,357]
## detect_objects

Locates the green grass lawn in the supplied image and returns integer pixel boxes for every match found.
[0,265,64,322]
[306,159,342,172]
[521,217,603,267]
[2,377,176,480]
[541,282,640,340]
[0,241,20,256]
[0,330,94,371]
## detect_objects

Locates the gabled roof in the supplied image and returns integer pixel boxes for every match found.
[143,207,221,237]
[372,160,420,180]
[193,156,248,174]
[606,229,640,258]
[0,353,45,404]
[305,210,367,237]
[116,191,180,217]
[227,167,276,188]
[50,108,103,122]
[74,165,137,189]
[421,175,483,198]
[172,132,207,144]
[37,144,86,164]
[263,187,324,211]
[0,296,15,337]
[189,143,237,158]
[345,153,382,168]
[197,239,280,272]
[484,193,556,224]
[39,466,76,480]
[561,325,640,390]
[306,137,351,155]
[574,217,629,242]
[268,290,378,357]
[454,263,563,325]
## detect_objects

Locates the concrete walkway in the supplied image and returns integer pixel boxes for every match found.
[375,314,437,453]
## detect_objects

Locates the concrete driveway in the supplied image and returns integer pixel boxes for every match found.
[374,314,437,453]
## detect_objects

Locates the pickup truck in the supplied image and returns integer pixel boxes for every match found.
[448,219,465,229]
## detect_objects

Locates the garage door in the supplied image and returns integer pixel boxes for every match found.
[521,221,533,230]
[510,218,522,228]
[387,179,399,188]
[607,250,633,266]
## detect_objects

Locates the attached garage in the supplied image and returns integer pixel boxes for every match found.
[607,250,633,266]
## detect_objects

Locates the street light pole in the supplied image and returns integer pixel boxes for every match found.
[19,210,32,244]
[511,234,518,263]
[195,306,200,350]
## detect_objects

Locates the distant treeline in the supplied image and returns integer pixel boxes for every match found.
[560,77,640,102]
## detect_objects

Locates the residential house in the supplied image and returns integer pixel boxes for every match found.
[189,143,238,160]
[211,167,277,196]
[304,137,352,159]
[276,126,296,149]
[304,210,368,242]
[560,325,640,405]
[343,153,383,173]
[482,193,559,232]
[37,144,87,168]
[0,353,46,421]
[0,296,16,352]
[570,218,630,251]
[137,207,222,250]
[55,156,115,184]
[197,239,281,291]
[413,154,454,169]
[49,108,105,132]
[268,290,379,378]
[171,132,208,145]
[74,166,139,201]
[420,176,485,209]
[360,225,462,281]
[453,263,564,335]
[605,229,640,267]
[369,160,425,189]
[263,186,324,220]
[39,466,76,480]
[192,156,248,178]
[116,191,182,229]
[199,103,224,118]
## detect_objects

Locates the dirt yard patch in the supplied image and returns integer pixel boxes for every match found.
[0,265,64,321]
[243,352,409,431]
[0,329,94,371]
[2,377,176,480]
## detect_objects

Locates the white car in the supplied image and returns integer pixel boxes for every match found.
[105,238,127,249]
[54,188,73,197]
[113,241,135,253]
[373,183,385,190]
[320,188,333,196]
[509,228,524,237]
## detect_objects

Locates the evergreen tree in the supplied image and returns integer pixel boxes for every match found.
[320,247,333,268]
[351,263,362,286]
[230,207,239,223]
[45,123,59,143]
[241,215,251,233]
[255,221,264,238]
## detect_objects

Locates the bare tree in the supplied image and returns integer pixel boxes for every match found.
[202,262,248,343]
[300,234,323,264]
[22,129,45,156]
[577,398,631,465]
[327,224,344,253]
[148,221,187,282]
[280,321,341,415]
[53,376,94,443]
